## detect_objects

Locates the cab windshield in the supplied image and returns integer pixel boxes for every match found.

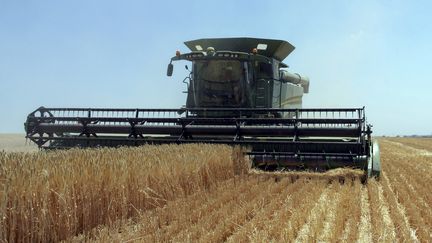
[196,60,242,82]
[194,60,246,107]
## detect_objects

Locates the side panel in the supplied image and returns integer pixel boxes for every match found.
[272,81,305,119]
[280,83,304,109]
[271,59,305,113]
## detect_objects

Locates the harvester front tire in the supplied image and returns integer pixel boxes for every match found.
[367,140,381,179]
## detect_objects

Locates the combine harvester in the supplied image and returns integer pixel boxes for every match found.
[24,38,380,179]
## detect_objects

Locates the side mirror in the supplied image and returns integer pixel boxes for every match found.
[167,63,173,76]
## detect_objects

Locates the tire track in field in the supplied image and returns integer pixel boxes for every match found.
[294,185,335,242]
[375,180,397,241]
[264,180,327,242]
[317,182,359,242]
[339,220,353,243]
[367,178,396,241]
[316,184,342,242]
[381,172,419,242]
[338,181,362,242]
[357,186,372,242]
[281,183,330,242]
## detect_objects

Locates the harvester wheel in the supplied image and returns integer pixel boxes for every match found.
[367,140,381,179]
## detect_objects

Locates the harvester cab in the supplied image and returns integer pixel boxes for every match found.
[167,38,310,114]
[24,37,381,179]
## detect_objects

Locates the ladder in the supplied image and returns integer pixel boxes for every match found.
[255,79,268,108]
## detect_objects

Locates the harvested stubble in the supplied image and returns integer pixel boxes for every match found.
[2,138,432,242]
[387,137,432,151]
[0,144,237,242]
[75,138,431,242]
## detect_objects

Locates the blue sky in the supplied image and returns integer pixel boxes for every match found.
[0,0,431,135]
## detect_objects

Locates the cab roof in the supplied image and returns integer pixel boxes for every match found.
[184,37,295,62]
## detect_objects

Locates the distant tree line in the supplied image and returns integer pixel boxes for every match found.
[381,134,432,138]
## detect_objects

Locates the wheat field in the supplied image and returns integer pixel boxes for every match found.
[1,138,431,242]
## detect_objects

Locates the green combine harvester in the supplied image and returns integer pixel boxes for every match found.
[24,37,380,179]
